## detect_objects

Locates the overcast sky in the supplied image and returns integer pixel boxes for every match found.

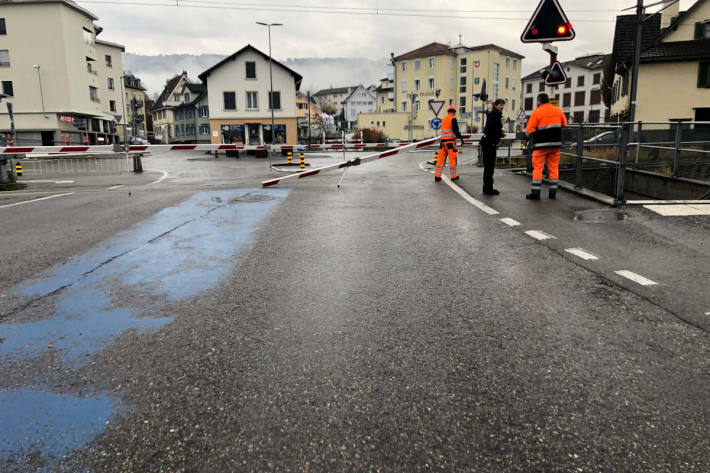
[81,0,694,76]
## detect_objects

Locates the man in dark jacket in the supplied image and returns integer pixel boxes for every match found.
[480,99,506,195]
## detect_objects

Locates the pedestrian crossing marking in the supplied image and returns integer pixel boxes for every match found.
[615,270,658,286]
[565,248,599,260]
[500,217,521,227]
[524,230,555,240]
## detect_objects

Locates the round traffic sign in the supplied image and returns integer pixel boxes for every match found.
[430,118,442,130]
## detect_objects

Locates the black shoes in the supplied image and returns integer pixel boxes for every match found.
[549,192,557,200]
[450,176,460,181]
[482,188,500,195]
[525,193,541,200]
[434,176,442,182]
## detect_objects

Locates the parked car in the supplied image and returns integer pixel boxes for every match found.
[584,131,618,146]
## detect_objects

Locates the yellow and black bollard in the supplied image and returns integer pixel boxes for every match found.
[300,152,305,169]
[287,150,293,165]
[15,162,22,177]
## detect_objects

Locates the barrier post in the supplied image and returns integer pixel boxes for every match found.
[575,125,583,189]
[15,161,22,177]
[287,150,292,165]
[300,152,305,169]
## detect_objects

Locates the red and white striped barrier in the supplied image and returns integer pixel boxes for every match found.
[262,134,476,188]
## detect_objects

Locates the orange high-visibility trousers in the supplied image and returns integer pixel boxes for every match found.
[434,140,458,179]
[531,148,560,195]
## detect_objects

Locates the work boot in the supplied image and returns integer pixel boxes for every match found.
[526,192,541,200]
[483,188,500,195]
[549,189,557,200]
[434,176,442,182]
[450,176,459,181]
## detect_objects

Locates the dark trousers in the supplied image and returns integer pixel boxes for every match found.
[481,139,497,191]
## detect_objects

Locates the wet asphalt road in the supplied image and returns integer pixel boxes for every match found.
[1,150,709,472]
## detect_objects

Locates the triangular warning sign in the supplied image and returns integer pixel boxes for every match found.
[521,0,575,43]
[428,100,445,117]
[542,61,568,85]
[517,109,527,121]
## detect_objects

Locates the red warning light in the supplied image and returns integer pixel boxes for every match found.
[532,28,539,35]
[557,25,567,35]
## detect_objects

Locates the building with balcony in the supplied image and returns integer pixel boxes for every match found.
[358,41,524,141]
[0,0,124,146]
[120,73,148,140]
[198,44,302,146]
[522,54,610,124]
[375,75,395,113]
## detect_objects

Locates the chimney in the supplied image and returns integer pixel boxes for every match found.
[661,1,680,29]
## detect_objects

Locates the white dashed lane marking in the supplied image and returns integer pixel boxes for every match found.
[107,185,124,190]
[0,192,74,209]
[500,217,521,227]
[615,270,658,286]
[443,177,499,215]
[524,230,555,241]
[564,248,600,261]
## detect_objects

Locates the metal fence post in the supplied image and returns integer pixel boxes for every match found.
[575,124,583,189]
[634,121,642,166]
[614,123,630,206]
[672,121,682,177]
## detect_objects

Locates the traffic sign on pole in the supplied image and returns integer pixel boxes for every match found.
[521,0,575,43]
[428,100,445,117]
[430,118,442,130]
[542,61,568,85]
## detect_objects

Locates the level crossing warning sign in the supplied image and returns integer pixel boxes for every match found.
[428,100,445,117]
[517,110,527,122]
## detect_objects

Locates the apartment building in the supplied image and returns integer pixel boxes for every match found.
[374,75,395,113]
[296,91,320,139]
[358,42,524,141]
[522,54,609,124]
[341,85,376,129]
[610,0,710,123]
[151,71,191,144]
[198,44,302,145]
[312,86,357,115]
[121,73,148,140]
[171,83,210,144]
[0,0,124,146]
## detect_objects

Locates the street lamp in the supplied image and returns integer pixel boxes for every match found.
[256,21,282,163]
[33,65,47,118]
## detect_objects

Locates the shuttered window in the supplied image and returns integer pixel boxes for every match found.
[698,61,710,88]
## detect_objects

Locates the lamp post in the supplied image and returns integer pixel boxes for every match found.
[32,65,47,118]
[256,21,282,164]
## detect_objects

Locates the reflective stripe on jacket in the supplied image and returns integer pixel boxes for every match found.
[526,103,567,150]
[440,114,456,141]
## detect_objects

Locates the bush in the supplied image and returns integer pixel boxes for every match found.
[353,128,386,143]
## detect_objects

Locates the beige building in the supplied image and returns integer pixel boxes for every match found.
[374,75,395,113]
[610,0,710,123]
[0,0,124,146]
[151,71,191,144]
[120,74,148,140]
[312,86,357,115]
[359,42,524,141]
[199,45,302,146]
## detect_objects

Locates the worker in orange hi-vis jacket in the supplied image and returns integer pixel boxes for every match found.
[434,105,465,182]
[525,93,567,200]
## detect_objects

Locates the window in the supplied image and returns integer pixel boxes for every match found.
[429,57,435,68]
[184,93,190,102]
[526,83,532,93]
[200,124,209,134]
[513,59,518,70]
[512,78,517,90]
[105,55,112,68]
[505,77,509,89]
[492,63,500,99]
[563,92,571,107]
[460,76,466,93]
[108,77,114,90]
[2,80,12,96]
[89,86,99,102]
[694,21,710,40]
[539,81,544,92]
[565,78,571,88]
[379,96,385,104]
[0,18,5,35]
[428,77,435,89]
[460,96,466,108]
[246,61,256,79]
[512,99,516,110]
[415,101,420,112]
[590,89,602,105]
[577,76,584,87]
[401,80,407,92]
[268,91,281,110]
[109,100,116,112]
[460,58,467,74]
[401,61,408,71]
[575,91,585,106]
[415,59,421,70]
[82,27,93,45]
[506,58,510,68]
[698,61,710,88]
[588,110,600,123]
[401,101,407,112]
[573,111,585,123]
[593,73,601,85]
[0,50,9,67]
[246,91,258,109]
[200,107,209,117]
[414,79,420,91]
[223,91,236,110]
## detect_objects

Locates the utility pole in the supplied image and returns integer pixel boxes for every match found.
[0,95,11,184]
[307,90,312,144]
[257,21,283,165]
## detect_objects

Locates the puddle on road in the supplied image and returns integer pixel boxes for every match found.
[0,188,290,470]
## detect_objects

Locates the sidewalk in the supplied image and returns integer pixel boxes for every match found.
[431,160,710,330]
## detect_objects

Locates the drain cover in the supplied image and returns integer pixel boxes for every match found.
[230,194,276,203]
[574,209,627,223]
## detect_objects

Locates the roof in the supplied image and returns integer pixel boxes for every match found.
[465,44,525,60]
[197,44,302,90]
[521,54,610,82]
[640,39,710,62]
[393,42,456,61]
[313,86,357,96]
[95,39,125,52]
[152,73,188,111]
[657,0,706,41]
[186,83,205,94]
[612,13,663,65]
[342,85,376,103]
